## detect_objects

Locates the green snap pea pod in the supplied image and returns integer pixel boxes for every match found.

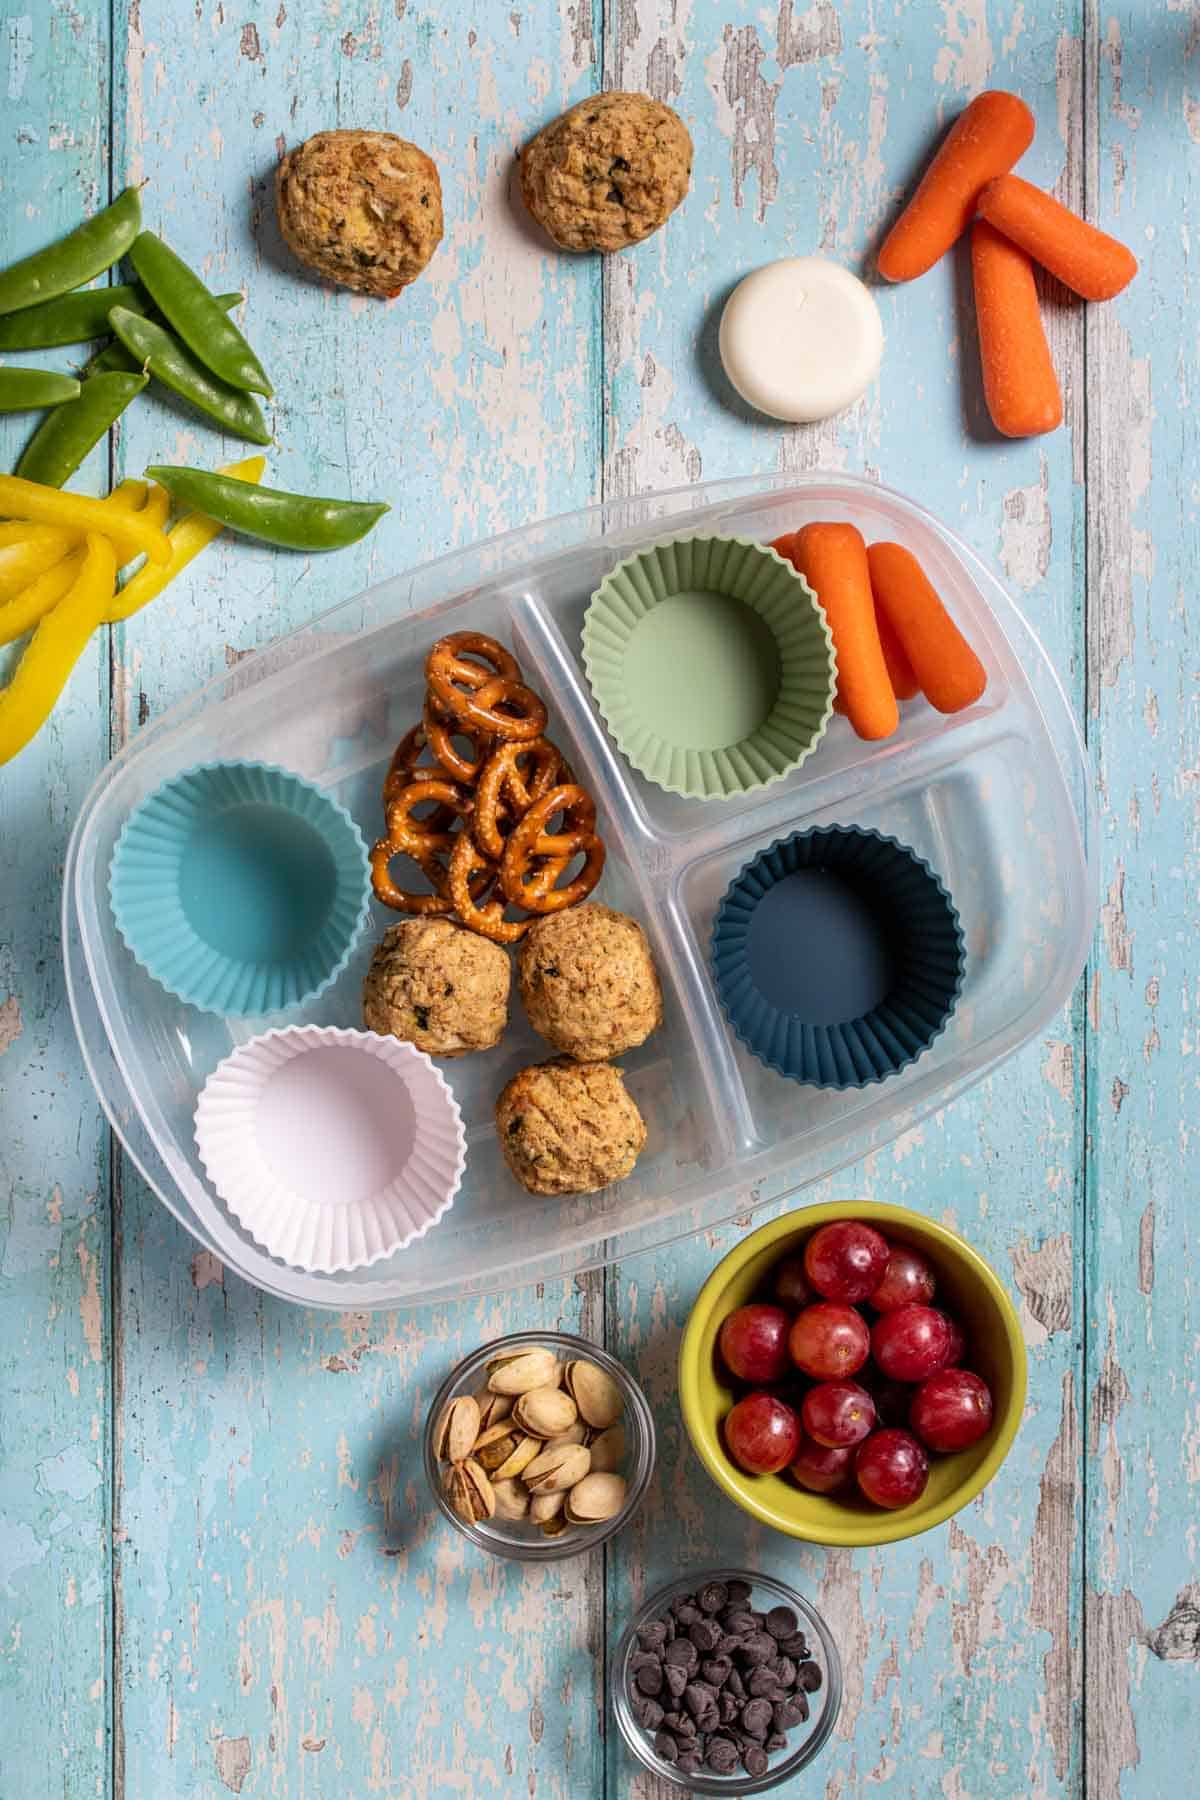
[144,466,389,551]
[0,368,82,412]
[16,370,148,487]
[107,306,270,446]
[129,232,271,397]
[82,291,242,377]
[0,283,152,350]
[0,187,143,318]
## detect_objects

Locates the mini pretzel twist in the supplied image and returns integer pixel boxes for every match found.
[382,727,457,829]
[426,635,547,742]
[448,830,530,943]
[500,785,605,912]
[422,694,497,786]
[473,738,570,861]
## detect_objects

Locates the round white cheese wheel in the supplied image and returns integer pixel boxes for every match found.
[718,257,884,423]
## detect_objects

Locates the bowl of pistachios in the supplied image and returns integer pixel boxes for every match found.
[423,1330,656,1561]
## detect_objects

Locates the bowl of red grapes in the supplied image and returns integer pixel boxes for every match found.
[678,1203,1027,1546]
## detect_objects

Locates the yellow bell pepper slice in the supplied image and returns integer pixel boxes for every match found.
[105,455,266,624]
[0,534,116,764]
[0,549,86,647]
[0,526,78,601]
[0,475,169,567]
[106,478,170,532]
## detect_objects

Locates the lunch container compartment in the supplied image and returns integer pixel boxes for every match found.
[64,473,1095,1310]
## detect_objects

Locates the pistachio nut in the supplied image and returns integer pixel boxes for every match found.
[563,1359,625,1430]
[512,1386,578,1440]
[564,1471,627,1525]
[473,1426,521,1473]
[486,1347,559,1396]
[490,1434,542,1482]
[522,1441,591,1494]
[472,1387,514,1433]
[433,1394,480,1464]
[542,1422,588,1451]
[586,1423,625,1473]
[540,1511,569,1538]
[443,1458,494,1524]
[490,1477,530,1522]
[529,1489,565,1524]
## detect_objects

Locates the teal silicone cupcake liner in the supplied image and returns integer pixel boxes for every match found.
[109,759,372,1017]
[582,533,836,800]
[712,825,966,1089]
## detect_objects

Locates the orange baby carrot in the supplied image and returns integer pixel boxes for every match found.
[866,542,986,714]
[971,219,1062,436]
[875,602,920,701]
[977,173,1137,301]
[782,523,898,741]
[877,90,1035,283]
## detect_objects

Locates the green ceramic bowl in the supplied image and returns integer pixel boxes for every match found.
[582,534,836,800]
[678,1202,1027,1547]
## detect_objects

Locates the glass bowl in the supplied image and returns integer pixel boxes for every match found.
[611,1567,842,1793]
[423,1329,655,1561]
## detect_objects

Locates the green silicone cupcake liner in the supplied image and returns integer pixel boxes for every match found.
[582,533,836,800]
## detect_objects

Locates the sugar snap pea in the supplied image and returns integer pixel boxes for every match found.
[16,371,148,487]
[0,187,142,317]
[107,306,270,445]
[144,465,389,551]
[0,283,150,350]
[129,232,271,396]
[0,368,81,412]
[83,291,242,377]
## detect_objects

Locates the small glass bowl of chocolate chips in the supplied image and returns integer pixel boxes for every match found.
[611,1568,842,1792]
[424,1330,655,1561]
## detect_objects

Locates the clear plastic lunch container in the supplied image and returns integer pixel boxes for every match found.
[64,474,1096,1311]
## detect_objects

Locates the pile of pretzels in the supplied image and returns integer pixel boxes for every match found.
[369,630,606,944]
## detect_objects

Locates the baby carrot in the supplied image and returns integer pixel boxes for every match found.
[977,173,1137,301]
[782,523,898,741]
[971,220,1062,436]
[877,90,1035,283]
[866,542,986,714]
[875,602,920,701]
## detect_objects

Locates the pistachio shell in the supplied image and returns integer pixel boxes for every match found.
[486,1348,559,1395]
[474,1428,521,1473]
[490,1478,530,1522]
[529,1489,565,1523]
[563,1359,625,1430]
[542,1422,588,1451]
[491,1434,541,1482]
[522,1442,591,1494]
[433,1395,480,1464]
[541,1512,569,1538]
[586,1423,626,1473]
[564,1471,627,1524]
[443,1458,494,1524]
[472,1387,514,1432]
[512,1386,578,1440]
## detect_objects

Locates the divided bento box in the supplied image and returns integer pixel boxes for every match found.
[64,473,1095,1310]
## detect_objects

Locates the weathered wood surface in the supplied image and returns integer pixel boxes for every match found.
[0,1,1194,1795]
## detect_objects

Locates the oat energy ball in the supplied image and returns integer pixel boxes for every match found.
[276,129,443,297]
[496,1059,647,1196]
[363,919,510,1057]
[520,91,692,252]
[517,904,663,1061]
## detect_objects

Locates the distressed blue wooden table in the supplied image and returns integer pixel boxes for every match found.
[1,3,1196,1794]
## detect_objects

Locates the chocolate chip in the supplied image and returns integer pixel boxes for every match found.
[721,1610,757,1637]
[689,1618,722,1653]
[676,1751,702,1774]
[635,1662,663,1697]
[749,1665,784,1698]
[774,1698,806,1732]
[664,1663,687,1699]
[706,1736,739,1774]
[797,1659,823,1692]
[674,1603,702,1627]
[653,1729,678,1763]
[766,1730,788,1752]
[779,1631,810,1659]
[662,1710,696,1738]
[741,1631,777,1666]
[765,1604,798,1640]
[727,1579,753,1605]
[684,1681,717,1720]
[664,1638,698,1671]
[697,1581,729,1614]
[726,1666,746,1700]
[774,1654,798,1689]
[701,1656,732,1688]
[740,1697,774,1739]
[742,1744,770,1778]
[637,1621,668,1651]
[629,1649,660,1675]
[637,1697,664,1731]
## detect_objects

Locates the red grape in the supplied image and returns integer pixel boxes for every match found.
[789,1433,855,1495]
[854,1428,929,1509]
[801,1380,876,1449]
[772,1252,814,1311]
[718,1304,793,1384]
[803,1221,891,1303]
[788,1302,871,1380]
[870,1304,953,1383]
[910,1369,994,1452]
[869,1243,936,1312]
[723,1392,802,1475]
[935,1315,966,1371]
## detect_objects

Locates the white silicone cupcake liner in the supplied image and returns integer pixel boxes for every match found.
[195,1026,467,1273]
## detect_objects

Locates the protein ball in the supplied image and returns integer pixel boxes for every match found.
[495,1058,647,1196]
[276,129,443,297]
[363,919,510,1057]
[519,92,692,252]
[517,904,663,1061]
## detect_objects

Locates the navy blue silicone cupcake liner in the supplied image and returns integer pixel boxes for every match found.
[711,825,966,1090]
